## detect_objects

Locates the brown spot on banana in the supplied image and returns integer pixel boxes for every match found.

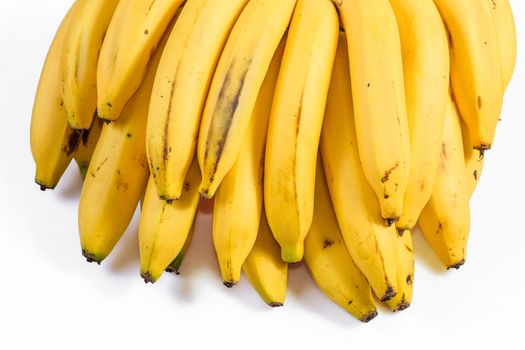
[380,161,399,184]
[203,59,251,177]
[63,129,82,157]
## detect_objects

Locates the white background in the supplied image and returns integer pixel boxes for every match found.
[1,1,524,349]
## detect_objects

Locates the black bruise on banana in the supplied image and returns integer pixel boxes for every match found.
[202,59,252,192]
[63,129,82,157]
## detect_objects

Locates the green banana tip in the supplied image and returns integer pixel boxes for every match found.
[165,266,180,275]
[81,249,103,265]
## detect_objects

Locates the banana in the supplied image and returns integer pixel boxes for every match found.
[74,116,103,179]
[488,0,517,91]
[147,0,249,201]
[433,0,503,151]
[165,226,195,275]
[31,3,82,191]
[320,33,398,301]
[304,160,378,323]
[139,158,201,283]
[78,22,173,264]
[97,0,185,121]
[418,95,471,269]
[389,0,450,232]
[213,36,284,286]
[264,0,338,263]
[385,230,414,312]
[333,0,410,222]
[197,0,297,198]
[243,210,288,307]
[60,0,119,130]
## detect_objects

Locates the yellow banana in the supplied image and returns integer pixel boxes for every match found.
[433,0,503,151]
[264,0,338,263]
[488,0,516,90]
[147,0,249,201]
[320,33,398,301]
[197,0,297,198]
[418,95,471,269]
[385,230,414,312]
[30,3,82,191]
[60,0,119,129]
[389,0,449,232]
[97,0,185,121]
[242,210,288,307]
[78,22,173,264]
[304,160,378,323]
[139,158,201,283]
[333,0,410,222]
[213,37,283,286]
[74,117,103,179]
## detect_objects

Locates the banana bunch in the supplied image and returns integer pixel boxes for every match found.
[30,0,516,322]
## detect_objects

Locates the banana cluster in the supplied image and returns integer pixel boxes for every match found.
[30,0,516,322]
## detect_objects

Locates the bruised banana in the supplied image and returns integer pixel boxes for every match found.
[243,210,288,307]
[390,0,449,232]
[320,34,398,301]
[418,95,471,269]
[334,0,410,222]
[304,160,378,323]
[385,230,414,312]
[264,0,338,263]
[197,0,297,198]
[60,0,119,129]
[74,117,103,178]
[97,0,185,121]
[30,2,82,191]
[213,38,283,286]
[433,0,503,151]
[78,23,173,263]
[147,0,249,201]
[139,158,201,283]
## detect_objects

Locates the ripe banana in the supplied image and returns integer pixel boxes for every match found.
[433,0,503,151]
[60,0,119,130]
[74,117,103,179]
[385,230,414,312]
[418,95,471,269]
[304,160,378,323]
[147,0,249,201]
[488,0,516,91]
[264,0,338,263]
[30,3,81,191]
[97,0,185,121]
[78,23,173,264]
[197,0,297,198]
[389,0,449,232]
[320,34,398,301]
[243,210,288,307]
[334,0,410,222]
[139,158,201,283]
[213,37,283,286]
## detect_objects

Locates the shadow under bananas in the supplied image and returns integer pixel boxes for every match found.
[411,226,448,275]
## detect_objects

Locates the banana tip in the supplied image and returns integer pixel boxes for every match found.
[361,310,379,323]
[82,250,102,265]
[269,302,284,308]
[165,266,180,275]
[447,259,465,270]
[223,281,238,288]
[140,272,157,284]
[380,287,396,302]
[394,302,410,312]
[35,179,54,191]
